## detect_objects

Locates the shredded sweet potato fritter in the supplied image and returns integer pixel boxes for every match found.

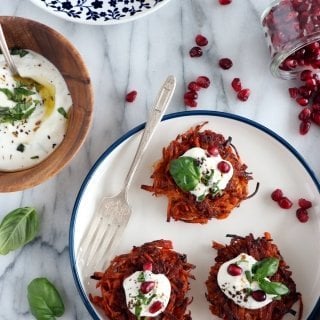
[141,122,252,223]
[205,233,303,320]
[89,240,195,320]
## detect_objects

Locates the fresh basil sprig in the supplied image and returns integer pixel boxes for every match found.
[247,257,290,297]
[169,156,200,192]
[0,207,39,255]
[27,278,65,320]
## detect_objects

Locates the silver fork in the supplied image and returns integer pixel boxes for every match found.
[77,75,176,276]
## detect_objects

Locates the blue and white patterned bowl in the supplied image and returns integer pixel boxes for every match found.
[29,0,172,25]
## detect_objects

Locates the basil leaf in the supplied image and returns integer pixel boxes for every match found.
[27,278,65,320]
[169,156,201,192]
[57,107,68,119]
[259,278,290,296]
[11,48,29,57]
[252,257,279,280]
[0,207,39,255]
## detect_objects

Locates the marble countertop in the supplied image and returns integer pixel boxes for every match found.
[0,0,319,319]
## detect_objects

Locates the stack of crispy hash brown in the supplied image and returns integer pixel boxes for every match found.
[141,122,253,223]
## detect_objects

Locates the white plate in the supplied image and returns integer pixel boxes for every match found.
[69,111,320,319]
[29,0,171,25]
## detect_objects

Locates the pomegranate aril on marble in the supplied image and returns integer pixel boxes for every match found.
[126,90,137,103]
[195,34,208,46]
[219,0,232,4]
[227,263,242,276]
[184,98,198,108]
[296,208,309,223]
[189,46,203,58]
[196,76,211,88]
[188,81,201,92]
[184,91,198,100]
[231,78,242,92]
[278,196,293,209]
[298,198,312,209]
[237,88,251,102]
[271,188,283,202]
[299,120,311,134]
[219,58,233,70]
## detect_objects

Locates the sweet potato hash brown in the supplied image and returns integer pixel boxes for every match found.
[89,240,195,319]
[205,233,302,320]
[141,122,254,223]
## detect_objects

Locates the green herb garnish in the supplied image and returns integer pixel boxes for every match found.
[10,48,29,57]
[57,107,68,119]
[17,143,25,152]
[137,272,146,283]
[169,156,201,192]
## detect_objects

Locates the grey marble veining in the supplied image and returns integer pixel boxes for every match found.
[0,0,319,319]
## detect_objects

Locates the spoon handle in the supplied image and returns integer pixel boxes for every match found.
[0,24,19,76]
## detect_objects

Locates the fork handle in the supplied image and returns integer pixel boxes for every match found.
[123,75,176,195]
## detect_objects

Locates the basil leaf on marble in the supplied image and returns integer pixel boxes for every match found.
[259,278,290,296]
[27,278,65,320]
[0,207,39,255]
[169,156,201,192]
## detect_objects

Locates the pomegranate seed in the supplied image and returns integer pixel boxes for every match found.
[311,111,320,125]
[296,208,309,223]
[298,108,311,121]
[149,300,163,314]
[218,0,232,5]
[195,34,208,46]
[184,91,198,100]
[208,146,219,156]
[298,198,312,209]
[217,161,231,173]
[312,103,320,112]
[288,87,299,99]
[296,97,309,107]
[188,81,201,92]
[227,263,242,276]
[251,290,267,302]
[300,120,311,135]
[143,262,153,271]
[184,98,198,108]
[231,78,242,92]
[126,90,137,103]
[271,189,283,201]
[196,76,211,88]
[237,88,251,102]
[189,46,203,57]
[219,58,233,70]
[278,197,293,209]
[298,86,312,98]
[305,78,317,89]
[140,281,155,294]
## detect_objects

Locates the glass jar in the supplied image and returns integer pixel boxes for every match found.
[261,0,320,80]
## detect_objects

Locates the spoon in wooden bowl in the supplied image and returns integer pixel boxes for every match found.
[0,23,19,76]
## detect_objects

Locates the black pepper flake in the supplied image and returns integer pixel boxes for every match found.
[47,135,51,140]
[52,143,56,149]
[17,144,25,152]
[30,155,39,159]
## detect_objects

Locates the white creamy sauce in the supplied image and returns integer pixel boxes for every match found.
[0,50,72,171]
[217,253,276,309]
[182,147,233,200]
[123,270,171,317]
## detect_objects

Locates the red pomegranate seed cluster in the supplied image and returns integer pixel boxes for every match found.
[287,68,320,134]
[125,90,138,103]
[271,188,313,223]
[184,76,211,107]
[262,0,320,63]
[189,34,208,58]
[230,77,251,102]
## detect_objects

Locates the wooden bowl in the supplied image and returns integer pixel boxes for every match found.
[0,16,93,192]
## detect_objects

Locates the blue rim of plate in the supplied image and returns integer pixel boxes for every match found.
[29,0,171,25]
[69,110,320,320]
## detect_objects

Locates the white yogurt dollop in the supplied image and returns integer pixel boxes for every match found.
[217,253,277,309]
[182,147,233,201]
[0,50,72,171]
[123,270,171,317]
